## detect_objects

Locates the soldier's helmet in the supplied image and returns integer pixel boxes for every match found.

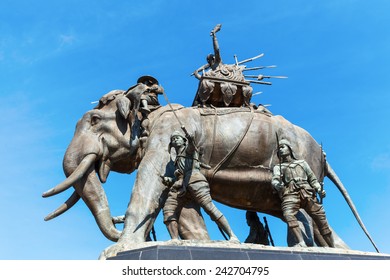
[277,139,297,159]
[168,130,187,151]
[170,130,187,141]
[137,75,159,86]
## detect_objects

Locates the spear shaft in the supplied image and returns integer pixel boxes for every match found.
[319,143,325,204]
[247,80,272,85]
[263,216,275,246]
[243,65,277,71]
[237,53,264,65]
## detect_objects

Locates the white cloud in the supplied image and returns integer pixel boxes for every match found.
[371,153,390,170]
[59,34,76,47]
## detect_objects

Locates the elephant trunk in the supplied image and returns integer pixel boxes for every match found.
[69,158,121,242]
[57,133,121,242]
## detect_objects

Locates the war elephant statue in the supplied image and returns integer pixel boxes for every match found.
[43,89,378,259]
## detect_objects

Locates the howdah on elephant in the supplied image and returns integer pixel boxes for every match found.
[43,89,379,259]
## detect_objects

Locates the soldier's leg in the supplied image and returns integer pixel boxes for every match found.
[214,215,239,242]
[321,232,335,248]
[163,189,182,240]
[305,199,335,247]
[282,195,306,247]
[166,220,179,240]
[190,181,239,242]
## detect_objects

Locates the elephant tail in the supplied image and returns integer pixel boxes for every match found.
[326,162,380,253]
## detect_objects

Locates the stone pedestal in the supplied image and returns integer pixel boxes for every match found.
[107,241,390,260]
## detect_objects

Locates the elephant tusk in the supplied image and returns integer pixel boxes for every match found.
[42,154,97,198]
[44,191,81,221]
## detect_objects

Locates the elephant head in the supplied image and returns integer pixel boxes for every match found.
[42,89,142,241]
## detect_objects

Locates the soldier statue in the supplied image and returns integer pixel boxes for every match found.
[271,139,335,248]
[125,75,164,114]
[192,24,253,107]
[161,130,239,242]
[244,211,270,245]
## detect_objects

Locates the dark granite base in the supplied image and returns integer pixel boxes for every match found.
[108,245,390,260]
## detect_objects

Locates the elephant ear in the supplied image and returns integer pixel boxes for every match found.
[116,95,131,119]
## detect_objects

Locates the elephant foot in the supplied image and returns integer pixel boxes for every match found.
[166,238,182,246]
[99,240,143,260]
[293,241,307,248]
[228,236,240,244]
[99,242,126,260]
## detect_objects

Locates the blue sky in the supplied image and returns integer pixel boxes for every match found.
[1,0,389,259]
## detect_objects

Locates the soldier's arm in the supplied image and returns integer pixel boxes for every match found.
[271,165,283,191]
[125,83,147,97]
[184,133,197,155]
[211,26,222,64]
[193,63,211,80]
[302,161,322,193]
[150,84,164,94]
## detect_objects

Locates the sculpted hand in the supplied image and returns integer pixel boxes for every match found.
[185,131,195,143]
[160,175,173,186]
[272,182,284,199]
[276,182,284,192]
[318,188,326,198]
[276,185,285,200]
[150,85,161,92]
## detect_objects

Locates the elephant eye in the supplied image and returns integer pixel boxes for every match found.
[91,115,101,126]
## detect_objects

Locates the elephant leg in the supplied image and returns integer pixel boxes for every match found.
[178,200,210,240]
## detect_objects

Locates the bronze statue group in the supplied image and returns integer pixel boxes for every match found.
[127,24,335,248]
